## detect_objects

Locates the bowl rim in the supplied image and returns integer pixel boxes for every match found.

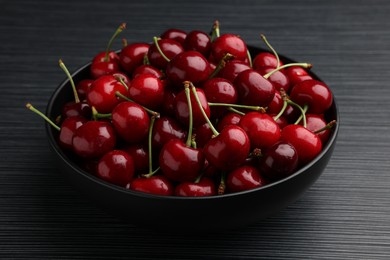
[45,47,340,201]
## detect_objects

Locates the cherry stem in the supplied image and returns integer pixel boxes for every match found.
[59,59,80,103]
[314,120,337,134]
[273,88,289,121]
[227,107,245,116]
[122,38,128,47]
[26,103,60,131]
[293,104,308,126]
[218,172,226,195]
[208,53,234,79]
[208,102,266,113]
[263,62,312,79]
[104,23,126,62]
[184,82,194,147]
[143,53,150,65]
[115,75,129,91]
[115,92,160,117]
[153,36,170,62]
[260,34,280,68]
[246,49,253,68]
[210,20,220,41]
[91,106,111,120]
[288,100,307,128]
[144,115,157,177]
[189,83,219,136]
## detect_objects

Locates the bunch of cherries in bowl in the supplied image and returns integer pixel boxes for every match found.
[28,21,336,197]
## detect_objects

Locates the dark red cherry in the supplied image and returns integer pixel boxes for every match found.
[111,101,150,144]
[132,64,163,79]
[128,74,165,110]
[61,100,92,119]
[72,121,116,158]
[92,51,120,64]
[159,139,205,183]
[90,59,121,79]
[290,79,333,114]
[257,66,291,92]
[174,87,210,127]
[226,165,266,193]
[123,144,149,173]
[258,141,299,180]
[111,71,131,86]
[281,124,322,165]
[175,177,216,197]
[160,28,187,45]
[160,86,178,117]
[194,122,214,148]
[303,114,331,144]
[217,112,242,131]
[183,30,212,57]
[211,34,248,62]
[119,43,150,74]
[285,66,313,87]
[234,69,275,107]
[203,125,250,171]
[267,90,284,114]
[271,114,289,129]
[239,112,281,150]
[129,175,174,196]
[58,116,87,150]
[253,52,283,70]
[96,150,135,187]
[147,38,184,69]
[76,79,94,100]
[166,51,211,88]
[217,60,251,83]
[87,75,128,113]
[152,116,187,149]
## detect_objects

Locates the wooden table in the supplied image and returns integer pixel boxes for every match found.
[1,0,389,258]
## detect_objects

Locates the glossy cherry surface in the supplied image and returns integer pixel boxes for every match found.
[217,112,242,131]
[132,64,163,79]
[285,66,313,87]
[257,66,291,92]
[147,38,184,69]
[217,60,251,83]
[119,43,150,74]
[160,28,187,45]
[123,144,149,173]
[211,34,248,62]
[58,116,87,150]
[226,165,266,193]
[253,52,283,70]
[129,175,174,196]
[152,116,187,149]
[128,74,165,110]
[183,30,211,57]
[175,177,216,197]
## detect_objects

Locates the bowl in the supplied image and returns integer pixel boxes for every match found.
[45,46,339,231]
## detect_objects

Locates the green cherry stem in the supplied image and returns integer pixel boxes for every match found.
[208,102,267,113]
[208,53,234,79]
[115,75,129,90]
[142,115,161,178]
[26,103,60,131]
[122,38,128,47]
[293,104,308,125]
[218,172,226,195]
[314,120,337,134]
[189,83,219,137]
[153,36,170,62]
[246,49,253,68]
[263,62,312,79]
[59,59,80,103]
[260,34,280,68]
[227,107,246,116]
[184,82,194,147]
[210,20,220,41]
[115,91,160,117]
[91,106,111,121]
[288,100,307,128]
[104,23,126,62]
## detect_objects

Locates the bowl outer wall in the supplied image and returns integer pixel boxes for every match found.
[45,47,339,231]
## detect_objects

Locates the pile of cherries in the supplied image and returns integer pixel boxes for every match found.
[28,22,336,197]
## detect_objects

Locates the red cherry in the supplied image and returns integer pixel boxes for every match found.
[61,100,92,119]
[128,74,165,110]
[253,52,283,70]
[211,34,248,62]
[90,58,121,79]
[87,75,128,113]
[257,66,291,92]
[203,125,250,171]
[159,139,205,183]
[96,150,135,187]
[183,30,212,57]
[239,112,281,150]
[271,114,289,129]
[72,121,116,159]
[267,90,284,114]
[92,51,120,64]
[226,165,266,193]
[58,116,87,150]
[303,114,331,144]
[132,64,163,79]
[234,69,275,107]
[119,43,149,74]
[217,112,242,131]
[76,79,94,100]
[217,60,251,83]
[166,51,211,88]
[174,87,210,127]
[129,175,174,196]
[281,124,322,165]
[175,177,216,197]
[285,66,313,87]
[290,79,333,114]
[111,101,150,144]
[147,38,184,69]
[123,144,149,173]
[194,122,214,148]
[152,116,187,149]
[258,141,299,180]
[160,28,187,45]
[111,71,130,86]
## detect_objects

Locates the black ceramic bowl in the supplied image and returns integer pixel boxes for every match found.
[45,46,339,231]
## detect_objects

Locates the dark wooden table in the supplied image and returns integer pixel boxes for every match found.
[1,0,390,258]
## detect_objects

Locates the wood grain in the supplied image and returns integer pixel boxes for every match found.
[1,0,390,259]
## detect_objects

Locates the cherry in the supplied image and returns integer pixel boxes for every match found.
[129,175,174,196]
[217,112,242,131]
[257,67,291,92]
[58,116,87,150]
[194,122,214,148]
[204,125,250,171]
[159,139,205,182]
[174,87,210,127]
[87,75,128,114]
[281,124,322,165]
[183,30,212,57]
[96,150,135,187]
[119,42,150,74]
[226,165,266,193]
[217,59,251,83]
[290,79,333,114]
[271,114,289,129]
[111,101,150,144]
[111,71,131,86]
[303,114,331,144]
[285,66,313,87]
[92,51,120,64]
[239,112,281,150]
[160,28,187,45]
[123,144,149,173]
[132,64,163,79]
[72,120,116,158]
[90,61,121,79]
[76,79,94,100]
[234,69,275,107]
[258,141,299,180]
[267,90,284,115]
[147,38,184,69]
[160,86,178,116]
[175,177,216,197]
[211,34,248,62]
[152,116,187,149]
[253,52,283,70]
[128,74,165,110]
[166,50,211,88]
